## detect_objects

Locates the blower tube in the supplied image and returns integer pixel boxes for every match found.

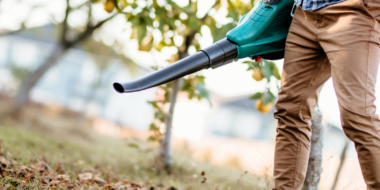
[113,39,237,93]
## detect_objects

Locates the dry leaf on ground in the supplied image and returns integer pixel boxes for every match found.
[0,156,10,167]
[93,177,107,185]
[78,172,93,181]
[57,174,70,181]
[34,161,51,171]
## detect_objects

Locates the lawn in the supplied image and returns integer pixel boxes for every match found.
[0,103,268,189]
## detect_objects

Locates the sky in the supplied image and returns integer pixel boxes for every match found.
[0,0,379,129]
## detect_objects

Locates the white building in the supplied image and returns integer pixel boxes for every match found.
[0,24,156,129]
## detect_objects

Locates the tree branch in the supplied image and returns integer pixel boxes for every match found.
[61,0,71,46]
[86,0,92,28]
[68,14,117,48]
[178,0,220,56]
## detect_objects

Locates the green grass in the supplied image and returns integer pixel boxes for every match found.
[0,123,267,189]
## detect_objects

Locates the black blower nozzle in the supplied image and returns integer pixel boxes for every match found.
[113,39,237,93]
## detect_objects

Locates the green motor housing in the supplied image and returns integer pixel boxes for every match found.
[227,0,294,59]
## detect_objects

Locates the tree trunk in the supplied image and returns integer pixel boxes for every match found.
[159,41,190,169]
[331,139,349,190]
[11,2,115,109]
[160,79,181,169]
[303,107,324,190]
[14,45,67,108]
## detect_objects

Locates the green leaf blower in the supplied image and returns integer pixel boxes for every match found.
[113,0,294,93]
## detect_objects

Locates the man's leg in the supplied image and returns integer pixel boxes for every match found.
[273,7,332,190]
[318,0,380,188]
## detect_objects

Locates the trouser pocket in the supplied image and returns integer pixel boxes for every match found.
[363,0,380,22]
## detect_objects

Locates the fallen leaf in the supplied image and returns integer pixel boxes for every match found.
[16,169,29,178]
[61,181,74,188]
[57,174,70,181]
[19,180,27,185]
[85,180,92,186]
[93,177,107,185]
[19,165,32,172]
[114,181,124,186]
[24,173,35,181]
[78,172,93,181]
[50,180,61,188]
[0,156,10,167]
[42,169,49,175]
[41,178,49,184]
[74,180,81,186]
[2,169,14,177]
[102,183,115,189]
[48,173,57,181]
[130,182,142,188]
[56,162,65,174]
[34,161,51,171]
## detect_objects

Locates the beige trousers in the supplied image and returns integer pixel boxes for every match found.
[273,0,380,189]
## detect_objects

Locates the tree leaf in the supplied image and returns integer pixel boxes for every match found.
[155,111,167,122]
[148,136,157,142]
[196,83,211,106]
[249,92,263,100]
[270,61,281,80]
[139,34,154,52]
[127,143,140,149]
[136,25,147,45]
[158,18,166,33]
[149,123,159,131]
[188,16,199,31]
[147,101,159,109]
[262,59,272,80]
[262,90,275,104]
[242,60,260,69]
[195,75,205,84]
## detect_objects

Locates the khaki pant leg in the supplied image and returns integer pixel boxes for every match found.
[318,0,380,188]
[273,7,332,190]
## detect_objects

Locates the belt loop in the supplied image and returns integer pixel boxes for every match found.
[291,1,297,17]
